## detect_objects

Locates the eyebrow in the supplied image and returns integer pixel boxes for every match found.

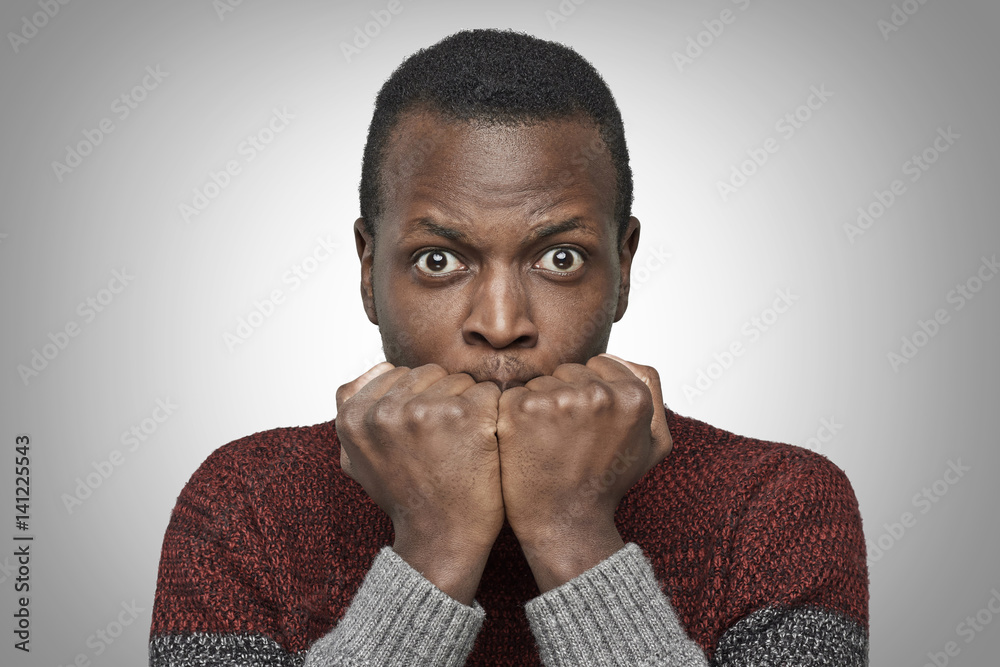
[404,216,596,247]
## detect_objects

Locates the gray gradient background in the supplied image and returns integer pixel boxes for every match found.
[1,0,998,664]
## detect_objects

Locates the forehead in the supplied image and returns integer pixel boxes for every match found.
[378,110,617,240]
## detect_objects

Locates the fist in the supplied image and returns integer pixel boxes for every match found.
[496,354,671,551]
[334,363,504,554]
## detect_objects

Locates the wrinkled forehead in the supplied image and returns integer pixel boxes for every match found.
[378,109,617,240]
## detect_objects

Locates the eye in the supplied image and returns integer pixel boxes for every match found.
[414,249,465,275]
[536,247,584,274]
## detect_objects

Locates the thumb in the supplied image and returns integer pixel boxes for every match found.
[599,353,673,465]
[335,361,394,478]
[340,444,354,480]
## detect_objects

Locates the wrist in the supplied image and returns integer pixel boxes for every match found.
[517,521,625,594]
[392,532,495,606]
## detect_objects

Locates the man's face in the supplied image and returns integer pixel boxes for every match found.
[355,110,640,391]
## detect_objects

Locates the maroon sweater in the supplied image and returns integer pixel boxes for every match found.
[149,407,869,664]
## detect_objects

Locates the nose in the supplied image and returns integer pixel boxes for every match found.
[461,266,538,349]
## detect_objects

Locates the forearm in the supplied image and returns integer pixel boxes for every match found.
[151,633,307,666]
[524,541,869,666]
[713,605,869,666]
[304,547,485,666]
[524,542,708,666]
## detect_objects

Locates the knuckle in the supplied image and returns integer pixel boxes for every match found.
[336,402,362,437]
[520,392,548,414]
[630,382,654,417]
[367,397,397,430]
[584,381,614,409]
[401,395,463,430]
[440,398,470,421]
[403,398,433,427]
[554,387,577,411]
[407,396,473,429]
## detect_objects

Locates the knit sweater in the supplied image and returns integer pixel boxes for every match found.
[149,407,869,666]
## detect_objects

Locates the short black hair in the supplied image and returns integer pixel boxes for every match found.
[359,28,633,247]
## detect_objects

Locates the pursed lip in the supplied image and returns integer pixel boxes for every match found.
[457,354,540,392]
[459,367,540,392]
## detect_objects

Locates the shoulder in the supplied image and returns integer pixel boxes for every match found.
[643,406,866,585]
[650,407,869,649]
[175,419,343,507]
[161,417,374,562]
[660,406,859,507]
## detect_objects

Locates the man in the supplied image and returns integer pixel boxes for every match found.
[149,29,868,666]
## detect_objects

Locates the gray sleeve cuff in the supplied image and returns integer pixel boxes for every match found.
[524,542,708,667]
[304,546,485,666]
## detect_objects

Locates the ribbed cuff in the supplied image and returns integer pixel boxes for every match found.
[524,542,707,666]
[304,547,485,666]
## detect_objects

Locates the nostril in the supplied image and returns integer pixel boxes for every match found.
[509,334,533,348]
[468,331,534,348]
[468,331,489,345]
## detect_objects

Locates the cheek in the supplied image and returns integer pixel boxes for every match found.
[377,282,466,361]
[532,284,617,356]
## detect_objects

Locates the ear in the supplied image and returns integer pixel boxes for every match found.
[354,217,378,325]
[614,216,641,323]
